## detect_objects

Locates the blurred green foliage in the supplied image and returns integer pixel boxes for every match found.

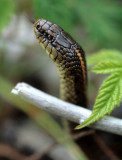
[0,0,15,34]
[32,0,75,31]
[77,0,122,48]
[32,0,122,50]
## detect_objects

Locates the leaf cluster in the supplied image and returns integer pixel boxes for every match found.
[76,50,122,129]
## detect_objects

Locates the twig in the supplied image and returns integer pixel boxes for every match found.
[72,130,95,140]
[24,130,94,160]
[0,144,27,160]
[11,82,122,136]
[93,134,120,160]
[24,143,57,160]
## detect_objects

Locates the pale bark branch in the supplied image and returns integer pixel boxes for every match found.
[11,82,122,136]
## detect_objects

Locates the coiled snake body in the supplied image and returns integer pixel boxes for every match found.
[34,19,87,110]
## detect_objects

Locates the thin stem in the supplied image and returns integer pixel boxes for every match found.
[11,82,122,136]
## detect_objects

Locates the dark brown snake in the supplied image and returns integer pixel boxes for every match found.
[33,19,114,160]
[34,19,87,110]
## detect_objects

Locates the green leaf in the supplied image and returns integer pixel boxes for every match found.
[87,49,122,66]
[76,73,122,129]
[0,0,15,34]
[91,60,122,74]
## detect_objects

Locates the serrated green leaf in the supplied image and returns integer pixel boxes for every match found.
[0,0,15,34]
[76,73,122,129]
[87,49,122,66]
[91,60,122,74]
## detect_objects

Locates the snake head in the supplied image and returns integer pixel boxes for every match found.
[34,19,62,61]
[34,19,76,62]
[34,19,58,43]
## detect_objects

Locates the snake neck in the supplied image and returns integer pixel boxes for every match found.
[56,46,87,108]
[58,69,87,107]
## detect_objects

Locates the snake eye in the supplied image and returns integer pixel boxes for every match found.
[47,34,53,40]
[36,24,40,30]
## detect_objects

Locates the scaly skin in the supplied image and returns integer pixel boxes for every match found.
[34,19,87,108]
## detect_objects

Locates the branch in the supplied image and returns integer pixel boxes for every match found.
[11,82,122,136]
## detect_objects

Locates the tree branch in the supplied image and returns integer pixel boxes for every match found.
[11,82,122,136]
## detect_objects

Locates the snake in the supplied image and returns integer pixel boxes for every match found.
[33,19,113,160]
[34,19,87,109]
[33,17,89,151]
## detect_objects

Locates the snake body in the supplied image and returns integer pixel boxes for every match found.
[33,19,112,160]
[34,19,87,109]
